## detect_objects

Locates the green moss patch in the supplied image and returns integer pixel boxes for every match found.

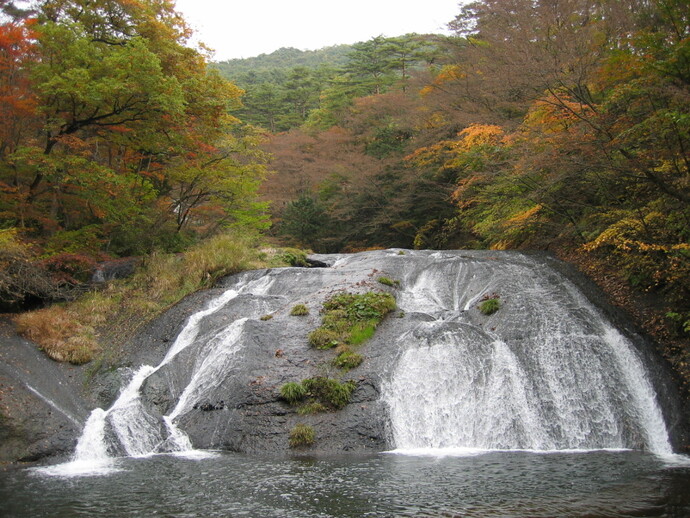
[309,291,395,350]
[479,297,501,315]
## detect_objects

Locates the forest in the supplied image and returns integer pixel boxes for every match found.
[0,0,688,374]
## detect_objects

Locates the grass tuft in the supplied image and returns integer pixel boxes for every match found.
[308,328,340,349]
[297,402,327,415]
[280,381,308,404]
[333,349,364,371]
[289,424,315,448]
[377,276,400,288]
[290,304,309,316]
[302,377,356,410]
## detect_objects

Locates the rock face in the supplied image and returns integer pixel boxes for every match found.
[87,249,687,457]
[2,249,687,463]
[0,318,89,463]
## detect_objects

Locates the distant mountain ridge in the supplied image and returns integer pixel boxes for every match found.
[213,45,353,81]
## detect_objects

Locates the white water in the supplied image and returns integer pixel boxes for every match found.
[38,251,678,477]
[384,254,673,455]
[45,275,274,475]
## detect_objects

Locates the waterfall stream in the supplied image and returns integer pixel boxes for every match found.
[41,250,677,476]
[383,252,672,454]
[43,275,275,475]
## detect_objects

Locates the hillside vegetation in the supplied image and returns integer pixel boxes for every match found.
[253,1,689,383]
[0,0,687,389]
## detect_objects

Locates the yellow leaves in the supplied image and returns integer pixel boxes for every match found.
[524,91,597,134]
[584,212,690,254]
[406,124,507,172]
[436,64,465,83]
[456,124,504,151]
[504,204,542,226]
[451,175,482,206]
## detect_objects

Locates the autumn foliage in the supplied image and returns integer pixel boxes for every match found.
[0,0,268,308]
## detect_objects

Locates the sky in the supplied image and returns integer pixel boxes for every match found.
[174,0,463,61]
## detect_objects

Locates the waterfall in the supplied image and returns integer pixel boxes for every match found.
[36,250,677,477]
[48,274,275,474]
[384,253,673,455]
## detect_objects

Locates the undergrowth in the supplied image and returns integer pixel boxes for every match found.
[15,232,284,365]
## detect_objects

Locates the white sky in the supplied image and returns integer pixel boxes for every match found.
[174,0,463,61]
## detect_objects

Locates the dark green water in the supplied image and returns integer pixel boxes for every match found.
[2,450,689,517]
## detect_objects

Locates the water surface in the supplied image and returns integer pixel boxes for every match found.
[2,451,689,517]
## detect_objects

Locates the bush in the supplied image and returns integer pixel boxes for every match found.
[479,297,501,315]
[289,424,315,448]
[280,382,307,404]
[0,229,70,309]
[278,248,309,267]
[290,304,309,316]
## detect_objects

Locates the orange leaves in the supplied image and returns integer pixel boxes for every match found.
[420,65,465,96]
[524,91,596,134]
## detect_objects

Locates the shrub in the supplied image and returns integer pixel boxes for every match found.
[290,304,309,316]
[0,228,71,309]
[280,382,307,404]
[377,276,400,288]
[289,424,315,448]
[479,297,501,315]
[308,328,340,349]
[333,350,364,371]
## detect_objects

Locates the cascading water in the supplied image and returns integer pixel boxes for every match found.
[383,252,673,455]
[39,249,678,477]
[46,274,278,474]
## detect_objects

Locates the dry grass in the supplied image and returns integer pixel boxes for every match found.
[15,231,284,366]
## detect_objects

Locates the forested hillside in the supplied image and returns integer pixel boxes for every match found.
[0,0,268,309]
[0,0,687,379]
[214,35,441,132]
[253,1,689,367]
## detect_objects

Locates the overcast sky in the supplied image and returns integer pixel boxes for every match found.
[174,0,463,61]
